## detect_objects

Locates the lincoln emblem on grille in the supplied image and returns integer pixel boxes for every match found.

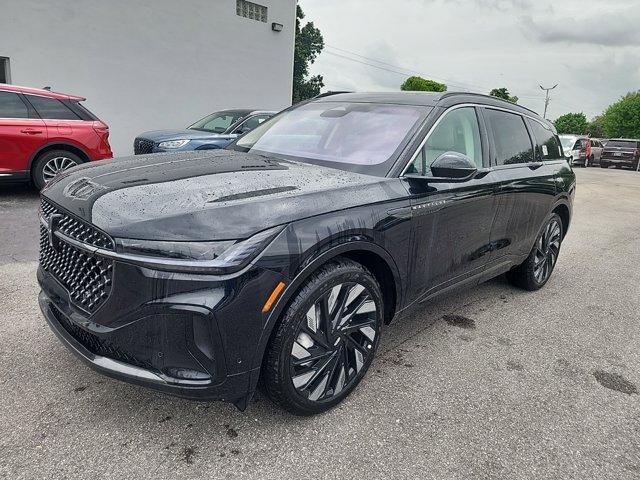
[47,213,64,252]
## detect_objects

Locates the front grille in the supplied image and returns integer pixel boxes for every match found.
[39,199,114,313]
[50,304,153,370]
[134,137,154,155]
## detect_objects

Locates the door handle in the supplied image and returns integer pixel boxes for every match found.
[528,162,543,170]
[21,128,43,134]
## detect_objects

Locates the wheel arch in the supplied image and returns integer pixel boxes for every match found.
[246,240,403,395]
[551,201,571,239]
[29,142,91,172]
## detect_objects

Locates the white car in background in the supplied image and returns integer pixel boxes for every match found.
[559,135,604,167]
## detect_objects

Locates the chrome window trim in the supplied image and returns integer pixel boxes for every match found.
[400,102,549,177]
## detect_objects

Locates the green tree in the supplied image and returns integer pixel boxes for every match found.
[400,76,447,92]
[292,5,324,103]
[554,112,589,135]
[602,91,640,138]
[587,115,605,138]
[489,87,518,104]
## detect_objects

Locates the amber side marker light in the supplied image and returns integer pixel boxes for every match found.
[262,281,286,313]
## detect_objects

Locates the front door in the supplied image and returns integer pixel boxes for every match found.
[402,106,500,303]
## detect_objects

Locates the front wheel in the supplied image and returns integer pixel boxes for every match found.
[262,259,383,415]
[507,213,563,291]
[32,150,82,190]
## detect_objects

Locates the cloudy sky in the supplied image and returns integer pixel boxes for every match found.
[300,0,640,121]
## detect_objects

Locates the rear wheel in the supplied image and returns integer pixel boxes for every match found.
[32,150,82,190]
[507,214,563,291]
[262,259,383,415]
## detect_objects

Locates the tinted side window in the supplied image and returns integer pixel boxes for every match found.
[528,119,562,161]
[0,91,29,118]
[485,109,533,165]
[409,107,482,176]
[26,95,80,120]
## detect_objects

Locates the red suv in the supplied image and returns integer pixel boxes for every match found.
[0,84,112,189]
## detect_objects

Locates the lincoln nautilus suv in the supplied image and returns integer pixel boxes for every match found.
[37,92,575,415]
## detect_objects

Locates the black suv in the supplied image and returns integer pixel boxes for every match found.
[37,92,575,415]
[600,138,640,169]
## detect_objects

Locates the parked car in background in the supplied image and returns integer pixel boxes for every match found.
[559,135,603,167]
[134,109,275,154]
[600,139,640,169]
[38,92,574,415]
[0,84,112,189]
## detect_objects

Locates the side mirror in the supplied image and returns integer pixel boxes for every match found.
[430,151,477,179]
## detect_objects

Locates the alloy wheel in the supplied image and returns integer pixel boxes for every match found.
[289,282,379,403]
[42,156,78,182]
[533,219,561,283]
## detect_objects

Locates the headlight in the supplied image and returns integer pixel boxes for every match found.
[114,226,283,273]
[158,139,190,149]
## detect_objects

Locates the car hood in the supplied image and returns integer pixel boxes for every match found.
[41,150,397,241]
[137,129,232,142]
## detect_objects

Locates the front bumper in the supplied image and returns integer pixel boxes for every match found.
[39,290,255,404]
[37,252,285,408]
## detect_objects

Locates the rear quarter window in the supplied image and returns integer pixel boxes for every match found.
[528,119,562,161]
[25,94,81,120]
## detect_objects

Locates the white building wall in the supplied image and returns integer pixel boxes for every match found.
[0,0,296,156]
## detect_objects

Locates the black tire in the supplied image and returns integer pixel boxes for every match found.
[262,258,383,415]
[507,213,563,291]
[32,150,83,190]
[600,162,608,168]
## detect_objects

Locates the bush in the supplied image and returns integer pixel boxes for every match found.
[587,115,605,138]
[489,87,518,104]
[602,92,640,139]
[554,113,588,135]
[401,76,447,92]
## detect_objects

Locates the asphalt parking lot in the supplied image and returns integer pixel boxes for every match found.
[1,168,639,479]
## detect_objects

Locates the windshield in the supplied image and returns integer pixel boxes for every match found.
[559,136,577,149]
[233,101,428,175]
[188,110,249,133]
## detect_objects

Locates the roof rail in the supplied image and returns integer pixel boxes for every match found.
[440,91,540,116]
[313,90,352,99]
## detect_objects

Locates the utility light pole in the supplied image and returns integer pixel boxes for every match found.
[540,84,558,119]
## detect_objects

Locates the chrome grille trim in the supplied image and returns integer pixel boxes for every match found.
[40,198,114,251]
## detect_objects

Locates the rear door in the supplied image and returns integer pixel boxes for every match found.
[0,90,47,174]
[483,108,559,264]
[23,93,85,140]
